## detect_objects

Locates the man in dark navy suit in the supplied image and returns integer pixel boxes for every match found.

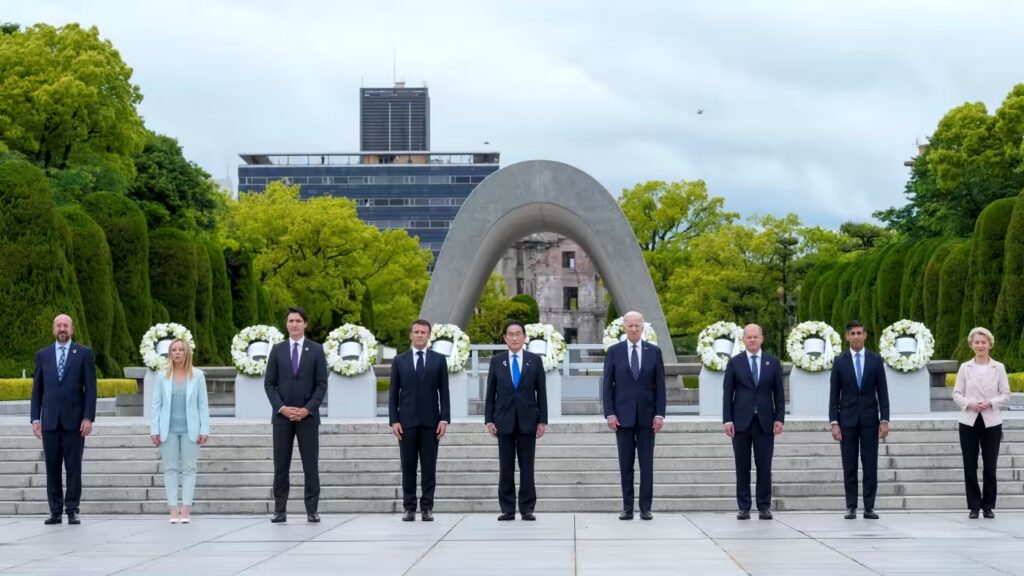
[264,306,328,523]
[31,314,97,525]
[485,319,547,521]
[603,311,666,521]
[830,319,890,520]
[389,319,451,522]
[723,324,785,520]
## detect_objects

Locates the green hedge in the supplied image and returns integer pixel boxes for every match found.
[815,266,841,323]
[0,161,88,376]
[203,239,235,362]
[225,248,259,328]
[901,238,943,321]
[191,241,219,364]
[875,241,911,332]
[511,294,541,324]
[148,228,198,336]
[945,372,1024,393]
[923,239,959,328]
[831,262,859,329]
[0,378,138,401]
[957,198,1015,359]
[935,240,972,359]
[994,192,1024,370]
[797,262,832,320]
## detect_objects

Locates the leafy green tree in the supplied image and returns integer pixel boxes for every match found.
[224,247,260,329]
[467,273,531,344]
[148,227,198,339]
[202,238,235,361]
[875,241,912,331]
[935,241,972,358]
[994,192,1024,369]
[510,294,540,324]
[191,241,219,364]
[955,197,1015,358]
[128,131,225,230]
[839,222,889,251]
[922,240,959,328]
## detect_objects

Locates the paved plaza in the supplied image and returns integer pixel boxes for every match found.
[1,511,1023,575]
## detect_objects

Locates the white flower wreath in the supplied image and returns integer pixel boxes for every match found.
[524,323,568,372]
[602,316,658,351]
[786,321,842,372]
[429,323,471,373]
[324,323,379,376]
[230,324,285,376]
[140,323,195,372]
[879,319,935,373]
[696,321,743,371]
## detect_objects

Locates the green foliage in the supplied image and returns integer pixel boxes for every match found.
[874,241,912,332]
[923,240,959,328]
[0,160,88,375]
[81,191,152,350]
[946,372,1024,393]
[796,261,833,320]
[202,238,235,361]
[935,241,972,358]
[225,248,260,329]
[830,262,859,329]
[854,244,892,347]
[0,24,145,180]
[813,266,841,322]
[128,131,225,230]
[148,227,198,338]
[0,378,137,400]
[839,221,889,251]
[900,238,942,320]
[510,294,541,324]
[467,273,531,344]
[191,241,218,364]
[967,197,1015,334]
[994,192,1024,370]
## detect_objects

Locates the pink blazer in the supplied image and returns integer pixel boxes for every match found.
[952,359,1011,427]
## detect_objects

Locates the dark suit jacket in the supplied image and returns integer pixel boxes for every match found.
[31,342,98,431]
[485,350,547,433]
[723,351,785,433]
[264,339,328,423]
[389,348,451,428]
[602,340,667,428]
[829,349,890,427]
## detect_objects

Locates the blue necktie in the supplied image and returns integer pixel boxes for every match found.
[751,355,759,387]
[512,354,521,389]
[630,345,640,380]
[57,346,67,381]
[291,343,299,376]
[855,352,863,390]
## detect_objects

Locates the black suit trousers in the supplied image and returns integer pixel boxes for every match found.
[732,415,774,512]
[497,419,537,514]
[400,425,439,511]
[272,414,320,514]
[615,425,655,513]
[959,414,1001,512]
[42,424,84,515]
[840,423,880,510]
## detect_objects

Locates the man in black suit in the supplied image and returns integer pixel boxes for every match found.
[30,314,97,525]
[603,310,666,521]
[485,319,547,521]
[723,324,785,520]
[264,306,328,523]
[389,319,451,522]
[830,319,890,520]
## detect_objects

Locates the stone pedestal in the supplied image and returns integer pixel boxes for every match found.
[328,370,377,419]
[885,366,931,414]
[546,371,563,420]
[698,368,725,417]
[449,371,468,419]
[142,369,157,418]
[789,367,831,417]
[234,374,270,419]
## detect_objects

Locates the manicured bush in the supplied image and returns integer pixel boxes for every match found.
[995,192,1024,370]
[511,293,541,324]
[831,263,859,329]
[0,378,138,401]
[923,240,959,328]
[857,244,892,348]
[956,198,1015,359]
[797,262,833,320]
[192,241,219,364]
[935,240,972,359]
[203,239,235,362]
[81,191,153,349]
[814,266,841,323]
[875,241,911,332]
[226,248,259,328]
[901,238,943,321]
[0,161,89,376]
[148,228,198,335]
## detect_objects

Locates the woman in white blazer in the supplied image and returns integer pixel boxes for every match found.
[150,338,210,523]
[952,327,1011,519]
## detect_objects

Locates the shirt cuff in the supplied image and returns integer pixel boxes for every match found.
[440,421,449,425]
[31,420,40,424]
[654,415,665,420]
[830,421,838,425]
[880,420,889,424]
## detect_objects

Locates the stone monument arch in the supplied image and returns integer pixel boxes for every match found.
[421,160,676,362]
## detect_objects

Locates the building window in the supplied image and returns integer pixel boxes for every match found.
[564,328,578,344]
[516,278,524,294]
[562,251,576,270]
[563,287,579,311]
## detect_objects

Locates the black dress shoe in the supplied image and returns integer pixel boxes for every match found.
[737,510,750,520]
[640,511,653,521]
[497,512,516,521]
[421,509,433,522]
[44,515,61,525]
[618,511,634,520]
[67,512,80,525]
[863,509,879,519]
[969,510,980,519]
[307,512,320,523]
[758,509,773,520]
[983,509,995,519]
[845,508,857,520]
[270,512,287,523]
[521,512,536,521]
[402,510,416,521]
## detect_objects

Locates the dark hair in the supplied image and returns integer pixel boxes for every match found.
[503,319,526,335]
[845,319,865,332]
[411,318,432,331]
[286,306,308,323]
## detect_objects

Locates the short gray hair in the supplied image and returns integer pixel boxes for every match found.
[967,327,994,347]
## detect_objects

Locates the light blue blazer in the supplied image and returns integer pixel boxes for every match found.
[150,368,210,443]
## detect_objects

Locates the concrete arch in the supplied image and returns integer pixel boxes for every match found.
[421,160,676,361]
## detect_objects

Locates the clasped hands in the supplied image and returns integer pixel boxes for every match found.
[280,406,311,421]
[969,399,992,412]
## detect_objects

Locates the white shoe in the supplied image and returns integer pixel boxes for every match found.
[180,517,190,524]
[169,517,179,524]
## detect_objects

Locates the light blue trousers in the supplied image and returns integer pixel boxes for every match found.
[160,433,199,506]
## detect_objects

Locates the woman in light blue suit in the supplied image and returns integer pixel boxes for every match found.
[150,338,210,523]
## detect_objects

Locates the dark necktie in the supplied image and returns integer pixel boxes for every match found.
[855,352,863,390]
[291,342,299,376]
[416,350,424,374]
[630,345,640,380]
[57,346,67,381]
[512,353,521,388]
[751,355,759,386]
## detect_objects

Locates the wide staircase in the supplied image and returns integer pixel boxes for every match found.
[1,418,1023,515]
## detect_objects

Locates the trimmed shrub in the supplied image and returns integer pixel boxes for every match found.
[875,241,912,331]
[935,240,972,359]
[995,192,1024,370]
[0,378,138,401]
[901,238,943,321]
[203,239,235,361]
[797,262,832,320]
[923,240,959,328]
[957,198,1015,358]
[226,248,259,328]
[148,228,198,335]
[814,266,841,323]
[511,293,541,324]
[857,244,893,347]
[0,161,88,376]
[192,241,219,364]
[81,192,153,349]
[831,262,859,329]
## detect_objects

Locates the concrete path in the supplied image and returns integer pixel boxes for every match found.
[1,511,1022,575]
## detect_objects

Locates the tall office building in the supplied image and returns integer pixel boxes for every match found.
[360,82,430,152]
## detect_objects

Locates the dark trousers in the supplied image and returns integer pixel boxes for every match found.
[42,425,85,515]
[959,414,1001,512]
[399,424,439,511]
[732,416,774,512]
[272,414,320,514]
[840,423,880,510]
[497,420,537,514]
[615,425,655,513]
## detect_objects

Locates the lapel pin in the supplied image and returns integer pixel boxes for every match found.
[72,349,78,354]
[502,361,507,367]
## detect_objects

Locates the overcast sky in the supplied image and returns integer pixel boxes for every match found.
[9,0,1024,228]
